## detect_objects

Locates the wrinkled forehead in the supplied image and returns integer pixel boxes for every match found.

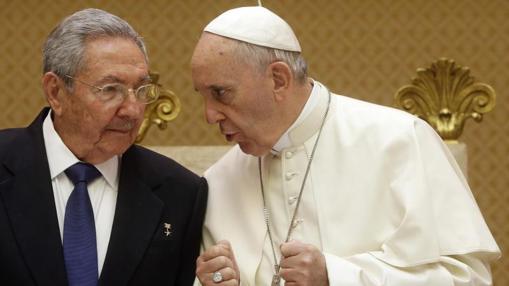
[77,37,149,82]
[191,33,239,66]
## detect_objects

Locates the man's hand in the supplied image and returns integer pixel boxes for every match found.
[279,240,329,286]
[196,240,240,285]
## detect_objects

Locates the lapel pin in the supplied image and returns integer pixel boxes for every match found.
[163,223,172,237]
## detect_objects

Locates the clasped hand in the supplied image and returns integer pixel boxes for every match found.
[196,240,240,285]
[279,240,329,286]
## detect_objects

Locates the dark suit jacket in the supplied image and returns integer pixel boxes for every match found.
[0,108,208,286]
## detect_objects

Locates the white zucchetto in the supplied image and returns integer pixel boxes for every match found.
[204,6,302,52]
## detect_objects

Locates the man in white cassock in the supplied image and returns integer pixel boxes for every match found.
[191,6,500,286]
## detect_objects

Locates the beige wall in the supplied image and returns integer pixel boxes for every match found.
[0,0,507,283]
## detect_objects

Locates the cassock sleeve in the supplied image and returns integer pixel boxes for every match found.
[323,119,500,285]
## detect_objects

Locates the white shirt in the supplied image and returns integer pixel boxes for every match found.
[42,112,119,275]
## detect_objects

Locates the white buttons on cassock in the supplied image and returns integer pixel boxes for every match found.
[288,196,298,205]
[285,151,293,159]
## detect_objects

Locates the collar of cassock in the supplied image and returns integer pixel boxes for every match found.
[270,80,329,155]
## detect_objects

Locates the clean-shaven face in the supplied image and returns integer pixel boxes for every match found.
[191,34,281,156]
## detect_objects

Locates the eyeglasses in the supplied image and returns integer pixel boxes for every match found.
[64,75,159,105]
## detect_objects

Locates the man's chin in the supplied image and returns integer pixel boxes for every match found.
[90,146,128,163]
[85,137,134,163]
[238,142,270,157]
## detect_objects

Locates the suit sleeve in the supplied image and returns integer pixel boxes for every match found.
[176,177,208,285]
[323,120,500,285]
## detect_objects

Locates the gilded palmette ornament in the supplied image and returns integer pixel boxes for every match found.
[136,71,181,143]
[395,58,496,141]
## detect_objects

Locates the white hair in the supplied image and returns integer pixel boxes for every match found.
[42,8,147,88]
[233,40,308,83]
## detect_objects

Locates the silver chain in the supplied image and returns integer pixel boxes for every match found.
[258,89,331,285]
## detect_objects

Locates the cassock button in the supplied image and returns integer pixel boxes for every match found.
[285,172,298,180]
[292,218,304,229]
[285,151,293,159]
[288,196,298,205]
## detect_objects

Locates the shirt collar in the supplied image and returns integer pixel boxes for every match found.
[42,111,119,188]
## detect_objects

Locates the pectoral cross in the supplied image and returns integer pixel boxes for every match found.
[271,264,281,286]
[271,275,280,286]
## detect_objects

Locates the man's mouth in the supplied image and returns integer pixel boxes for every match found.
[222,130,238,142]
[107,122,135,133]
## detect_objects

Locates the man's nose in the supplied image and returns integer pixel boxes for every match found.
[204,99,225,124]
[118,91,144,118]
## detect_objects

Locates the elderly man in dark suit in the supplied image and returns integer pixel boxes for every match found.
[0,8,207,286]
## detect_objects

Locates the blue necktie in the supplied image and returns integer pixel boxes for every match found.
[63,162,101,286]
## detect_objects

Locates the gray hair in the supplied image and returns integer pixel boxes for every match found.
[43,8,148,87]
[233,41,307,84]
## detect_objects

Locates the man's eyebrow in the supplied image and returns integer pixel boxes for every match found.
[96,75,123,84]
[140,75,152,84]
[95,75,151,85]
[208,84,225,90]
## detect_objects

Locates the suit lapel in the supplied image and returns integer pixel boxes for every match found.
[0,108,68,286]
[99,147,163,286]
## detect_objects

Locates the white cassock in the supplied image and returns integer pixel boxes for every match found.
[201,81,500,285]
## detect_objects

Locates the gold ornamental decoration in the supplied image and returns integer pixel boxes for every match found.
[136,71,181,143]
[394,58,496,141]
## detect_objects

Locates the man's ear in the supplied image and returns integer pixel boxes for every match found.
[42,72,66,116]
[268,61,292,102]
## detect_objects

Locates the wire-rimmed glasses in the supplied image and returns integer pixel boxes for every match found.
[64,75,159,105]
